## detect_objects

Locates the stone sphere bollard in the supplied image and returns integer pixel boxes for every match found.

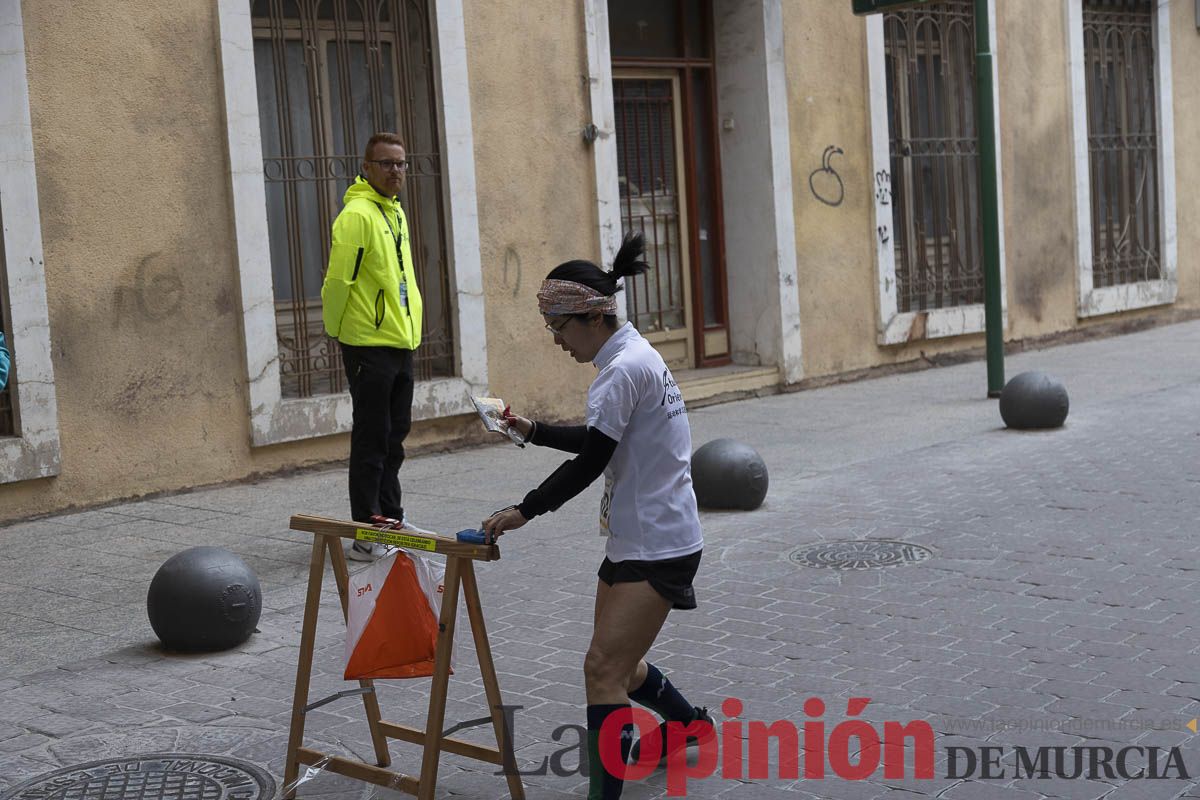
[998,371,1070,429]
[691,438,769,511]
[147,546,262,651]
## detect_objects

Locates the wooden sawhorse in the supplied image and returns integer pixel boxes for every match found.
[283,514,524,799]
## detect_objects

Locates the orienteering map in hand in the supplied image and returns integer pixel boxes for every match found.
[471,396,526,448]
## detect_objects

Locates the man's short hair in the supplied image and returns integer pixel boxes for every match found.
[365,132,405,160]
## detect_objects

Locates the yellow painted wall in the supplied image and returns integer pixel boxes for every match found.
[462,0,601,424]
[1001,0,1198,333]
[781,2,1008,380]
[1169,0,1200,309]
[782,1,1198,383]
[782,2,884,379]
[0,0,599,523]
[0,0,475,522]
[995,1,1078,337]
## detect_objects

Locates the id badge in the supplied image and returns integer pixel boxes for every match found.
[396,239,409,309]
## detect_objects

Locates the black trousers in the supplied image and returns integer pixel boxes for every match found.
[340,343,415,522]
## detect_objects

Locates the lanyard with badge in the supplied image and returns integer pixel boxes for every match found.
[374,202,409,311]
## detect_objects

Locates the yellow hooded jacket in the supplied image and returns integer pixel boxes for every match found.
[321,177,424,349]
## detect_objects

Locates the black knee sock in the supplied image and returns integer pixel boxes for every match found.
[628,663,695,723]
[586,704,633,799]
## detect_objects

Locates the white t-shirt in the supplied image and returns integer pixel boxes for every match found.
[586,323,703,562]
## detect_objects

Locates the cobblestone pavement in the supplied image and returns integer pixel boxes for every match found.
[1,321,1198,799]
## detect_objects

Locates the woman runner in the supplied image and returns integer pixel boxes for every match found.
[482,232,714,799]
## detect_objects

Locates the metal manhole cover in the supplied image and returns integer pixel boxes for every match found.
[790,539,932,570]
[1,754,275,800]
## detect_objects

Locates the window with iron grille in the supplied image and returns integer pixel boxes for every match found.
[1082,0,1160,288]
[883,0,984,314]
[250,0,454,399]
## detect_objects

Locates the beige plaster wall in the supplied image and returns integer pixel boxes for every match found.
[780,2,1002,381]
[1005,0,1199,334]
[782,3,884,379]
[995,1,1078,338]
[0,0,607,522]
[781,1,1197,384]
[1169,0,1200,309]
[0,0,472,522]
[462,0,601,422]
[1007,0,1199,335]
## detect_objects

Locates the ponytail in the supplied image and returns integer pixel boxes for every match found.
[544,231,652,298]
[610,231,650,282]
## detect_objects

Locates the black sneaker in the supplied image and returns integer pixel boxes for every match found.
[628,707,715,767]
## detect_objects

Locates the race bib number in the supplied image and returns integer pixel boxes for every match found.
[598,473,613,537]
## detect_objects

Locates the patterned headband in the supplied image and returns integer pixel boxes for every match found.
[537,279,618,316]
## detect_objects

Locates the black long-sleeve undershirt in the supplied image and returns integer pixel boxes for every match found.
[528,421,587,453]
[517,425,617,520]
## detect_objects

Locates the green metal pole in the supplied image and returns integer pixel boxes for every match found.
[975,0,1005,397]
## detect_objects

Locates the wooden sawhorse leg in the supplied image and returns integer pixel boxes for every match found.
[283,535,391,796]
[327,537,391,766]
[461,560,525,799]
[416,557,525,800]
[417,556,461,799]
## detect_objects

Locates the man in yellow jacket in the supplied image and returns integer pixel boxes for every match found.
[322,132,431,560]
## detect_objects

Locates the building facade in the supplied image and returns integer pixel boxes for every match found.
[1,0,1196,521]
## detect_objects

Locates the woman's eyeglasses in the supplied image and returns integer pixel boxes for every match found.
[544,318,572,335]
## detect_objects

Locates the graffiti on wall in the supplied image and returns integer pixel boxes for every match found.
[875,169,893,245]
[875,170,892,206]
[808,146,845,207]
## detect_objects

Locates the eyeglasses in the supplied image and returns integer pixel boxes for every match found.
[368,160,409,173]
[544,317,572,335]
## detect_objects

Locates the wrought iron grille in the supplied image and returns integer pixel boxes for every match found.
[614,78,686,334]
[1083,0,1160,288]
[0,202,14,438]
[884,0,984,313]
[251,0,453,398]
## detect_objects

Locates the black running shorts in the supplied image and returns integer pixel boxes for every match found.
[597,550,702,610]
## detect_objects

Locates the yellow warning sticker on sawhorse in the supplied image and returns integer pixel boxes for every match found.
[354,528,437,552]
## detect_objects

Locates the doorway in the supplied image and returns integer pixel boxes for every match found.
[609,0,729,369]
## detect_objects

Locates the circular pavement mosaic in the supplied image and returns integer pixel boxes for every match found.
[789,539,933,570]
[1,754,275,800]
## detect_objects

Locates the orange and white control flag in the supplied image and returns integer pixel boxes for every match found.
[345,549,449,680]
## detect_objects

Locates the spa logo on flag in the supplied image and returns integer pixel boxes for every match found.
[345,549,451,679]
